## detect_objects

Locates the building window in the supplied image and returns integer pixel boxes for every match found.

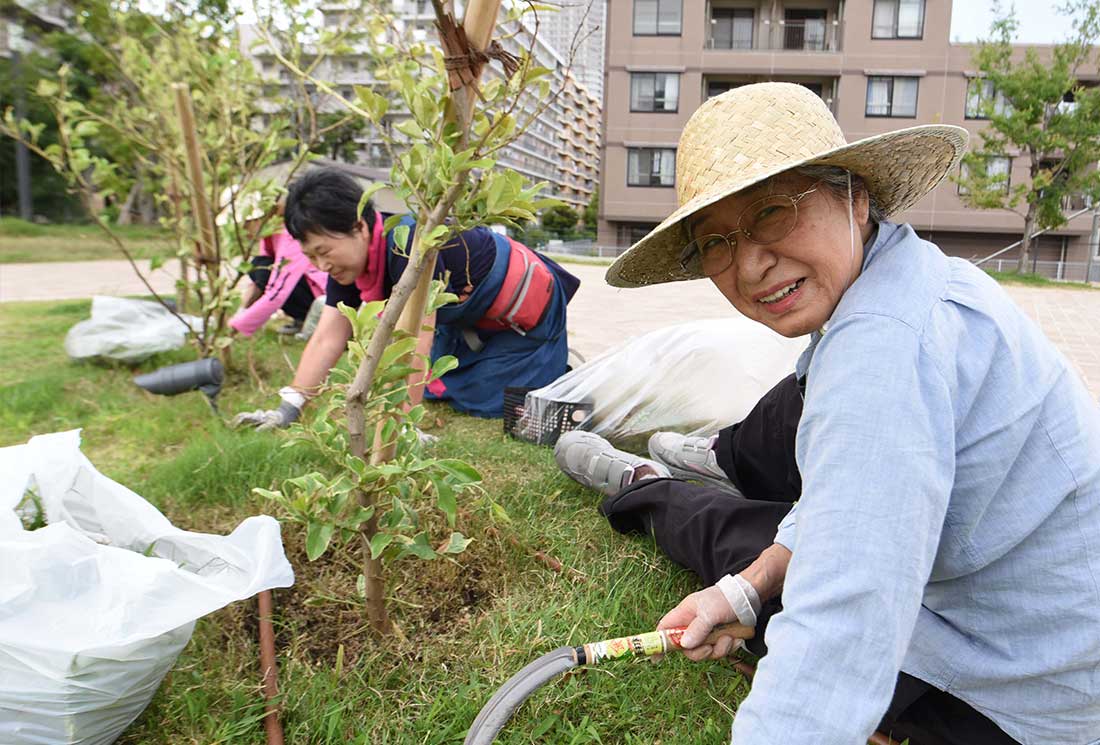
[710,8,754,49]
[958,156,1011,196]
[784,9,827,51]
[634,0,681,36]
[627,148,676,187]
[617,222,660,246]
[630,73,680,112]
[965,78,1009,118]
[706,80,747,99]
[872,0,924,39]
[865,76,919,117]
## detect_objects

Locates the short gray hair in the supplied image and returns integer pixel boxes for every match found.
[793,165,887,224]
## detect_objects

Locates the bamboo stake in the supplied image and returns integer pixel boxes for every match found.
[172,84,217,269]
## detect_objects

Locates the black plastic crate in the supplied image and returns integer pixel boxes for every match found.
[503,386,593,447]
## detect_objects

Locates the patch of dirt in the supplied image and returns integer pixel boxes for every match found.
[271,514,513,667]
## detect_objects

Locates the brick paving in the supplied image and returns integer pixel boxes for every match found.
[2,258,1097,398]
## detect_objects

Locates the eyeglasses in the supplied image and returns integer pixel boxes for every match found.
[679,183,820,277]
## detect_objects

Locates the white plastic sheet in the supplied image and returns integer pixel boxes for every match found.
[527,318,808,441]
[0,430,295,744]
[64,296,202,363]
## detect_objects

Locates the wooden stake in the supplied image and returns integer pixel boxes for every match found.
[172,84,216,270]
[258,589,285,745]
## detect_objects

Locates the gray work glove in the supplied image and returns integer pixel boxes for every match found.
[232,387,305,431]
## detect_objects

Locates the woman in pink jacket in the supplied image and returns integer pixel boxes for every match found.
[224,195,328,338]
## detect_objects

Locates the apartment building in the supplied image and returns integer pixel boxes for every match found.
[599,0,1099,277]
[537,0,607,100]
[245,1,601,212]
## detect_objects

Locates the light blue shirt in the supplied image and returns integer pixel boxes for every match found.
[731,222,1100,745]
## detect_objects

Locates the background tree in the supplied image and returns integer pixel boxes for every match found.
[582,185,598,239]
[315,111,370,161]
[541,203,580,239]
[2,1,365,357]
[955,0,1100,273]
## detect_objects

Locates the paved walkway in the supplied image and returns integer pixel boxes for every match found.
[2,258,1098,398]
[562,263,1100,400]
[0,259,180,302]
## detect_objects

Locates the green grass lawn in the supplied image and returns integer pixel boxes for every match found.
[0,299,746,744]
[0,218,171,263]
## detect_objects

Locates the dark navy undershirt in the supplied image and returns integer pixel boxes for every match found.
[325,219,497,309]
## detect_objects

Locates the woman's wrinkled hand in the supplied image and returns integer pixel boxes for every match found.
[657,586,739,661]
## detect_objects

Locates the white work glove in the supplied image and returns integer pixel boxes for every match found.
[657,574,761,661]
[415,426,439,446]
[232,387,305,431]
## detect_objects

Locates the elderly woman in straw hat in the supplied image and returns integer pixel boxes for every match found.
[554,83,1100,744]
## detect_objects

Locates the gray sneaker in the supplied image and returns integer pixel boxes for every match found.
[555,431,670,497]
[647,432,729,483]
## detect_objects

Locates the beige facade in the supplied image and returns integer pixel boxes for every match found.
[599,0,1100,277]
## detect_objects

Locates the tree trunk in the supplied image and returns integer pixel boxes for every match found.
[358,486,391,634]
[117,181,140,226]
[1017,204,1039,274]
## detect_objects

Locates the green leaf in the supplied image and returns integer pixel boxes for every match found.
[433,475,457,527]
[36,79,59,98]
[403,532,438,560]
[395,119,422,139]
[74,120,100,138]
[430,355,458,380]
[149,255,165,271]
[437,459,481,484]
[305,521,335,561]
[378,336,419,371]
[358,181,388,218]
[392,224,411,253]
[383,213,405,233]
[369,532,395,559]
[440,531,472,555]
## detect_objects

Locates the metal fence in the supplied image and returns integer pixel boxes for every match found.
[541,239,627,259]
[980,259,1100,283]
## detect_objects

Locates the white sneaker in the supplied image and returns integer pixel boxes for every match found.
[555,431,670,497]
[647,432,728,483]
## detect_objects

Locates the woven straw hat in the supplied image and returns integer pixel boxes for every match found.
[606,82,968,288]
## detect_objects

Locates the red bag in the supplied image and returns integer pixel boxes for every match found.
[476,238,555,334]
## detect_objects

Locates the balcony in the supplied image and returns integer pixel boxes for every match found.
[704,76,839,113]
[706,5,843,53]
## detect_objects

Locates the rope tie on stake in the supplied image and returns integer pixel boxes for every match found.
[436,14,520,91]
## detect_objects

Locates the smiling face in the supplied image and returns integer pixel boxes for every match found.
[687,173,871,338]
[298,220,371,285]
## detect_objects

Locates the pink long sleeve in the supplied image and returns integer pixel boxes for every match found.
[229,231,328,337]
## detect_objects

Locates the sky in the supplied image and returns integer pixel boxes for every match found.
[949,1,1081,44]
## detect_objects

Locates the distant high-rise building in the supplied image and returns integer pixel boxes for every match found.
[244,2,601,211]
[535,0,606,102]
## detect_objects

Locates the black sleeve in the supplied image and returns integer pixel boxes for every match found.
[384,225,496,295]
[324,275,362,309]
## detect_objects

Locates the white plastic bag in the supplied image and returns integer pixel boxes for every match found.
[0,430,295,744]
[64,296,202,363]
[526,318,808,441]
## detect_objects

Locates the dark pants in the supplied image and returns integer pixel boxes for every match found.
[598,374,1018,745]
[249,256,315,321]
